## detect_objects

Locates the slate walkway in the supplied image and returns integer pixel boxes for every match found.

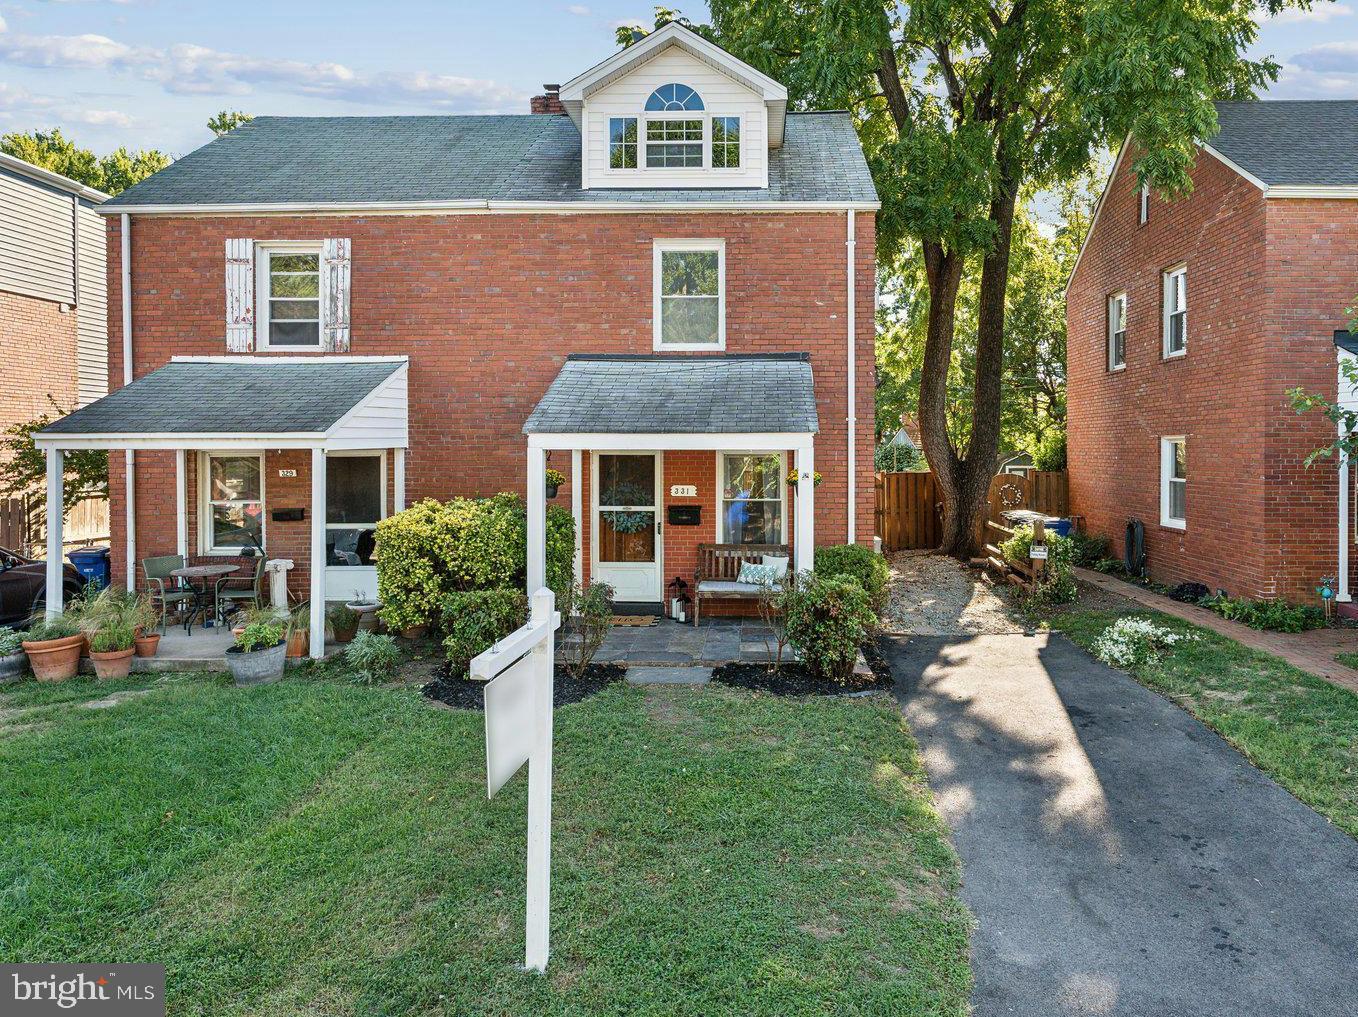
[595,618,791,666]
[886,632,1358,1017]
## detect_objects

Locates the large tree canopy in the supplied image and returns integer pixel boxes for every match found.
[1,128,169,196]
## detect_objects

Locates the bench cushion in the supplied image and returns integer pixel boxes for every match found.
[697,580,779,596]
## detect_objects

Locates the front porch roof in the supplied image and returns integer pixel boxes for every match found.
[523,353,818,439]
[33,356,408,450]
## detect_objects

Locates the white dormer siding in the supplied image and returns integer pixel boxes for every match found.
[581,46,769,190]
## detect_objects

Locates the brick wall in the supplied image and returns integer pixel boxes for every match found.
[0,289,79,435]
[107,210,876,599]
[1067,145,1353,601]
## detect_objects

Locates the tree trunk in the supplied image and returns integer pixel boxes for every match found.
[917,241,968,553]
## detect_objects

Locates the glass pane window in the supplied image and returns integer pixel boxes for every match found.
[712,117,740,168]
[326,455,382,566]
[206,455,263,552]
[1108,293,1126,369]
[658,248,720,346]
[267,251,320,347]
[646,119,703,167]
[1164,267,1187,355]
[1162,439,1186,525]
[609,117,637,169]
[644,83,704,112]
[721,453,784,545]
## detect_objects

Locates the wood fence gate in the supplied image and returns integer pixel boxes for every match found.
[876,470,1069,552]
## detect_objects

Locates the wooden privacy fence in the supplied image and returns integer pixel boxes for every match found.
[876,470,1068,552]
[0,495,110,555]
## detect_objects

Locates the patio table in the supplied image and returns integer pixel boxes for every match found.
[170,564,240,635]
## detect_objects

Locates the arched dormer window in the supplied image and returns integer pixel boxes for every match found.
[645,83,704,112]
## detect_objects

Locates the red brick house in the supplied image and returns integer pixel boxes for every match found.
[1067,100,1358,604]
[33,24,879,654]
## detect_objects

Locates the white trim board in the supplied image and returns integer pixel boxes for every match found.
[527,431,813,452]
[97,199,879,217]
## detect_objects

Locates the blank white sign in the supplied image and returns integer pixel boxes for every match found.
[484,655,535,798]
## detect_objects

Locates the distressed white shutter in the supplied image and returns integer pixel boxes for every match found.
[320,237,352,352]
[224,238,255,352]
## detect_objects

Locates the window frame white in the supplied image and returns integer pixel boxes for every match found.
[711,115,741,169]
[1162,264,1187,359]
[643,115,706,169]
[324,449,388,567]
[1160,436,1187,530]
[608,116,638,169]
[1139,183,1150,226]
[715,450,787,546]
[255,240,324,351]
[653,238,726,351]
[1108,291,1127,371]
[199,451,267,556]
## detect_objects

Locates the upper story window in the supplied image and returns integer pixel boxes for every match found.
[1107,292,1127,371]
[712,117,741,168]
[609,117,638,168]
[654,239,724,350]
[1139,183,1150,225]
[645,83,705,112]
[646,119,703,168]
[1162,264,1187,358]
[257,242,322,348]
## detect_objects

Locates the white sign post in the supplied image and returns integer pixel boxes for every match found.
[472,587,560,973]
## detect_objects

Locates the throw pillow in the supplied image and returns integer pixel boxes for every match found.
[761,554,790,579]
[737,562,779,586]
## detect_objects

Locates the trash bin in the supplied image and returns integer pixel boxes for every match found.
[67,546,111,590]
[1048,519,1073,538]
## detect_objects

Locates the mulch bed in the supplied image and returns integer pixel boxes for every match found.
[421,662,628,711]
[711,641,895,697]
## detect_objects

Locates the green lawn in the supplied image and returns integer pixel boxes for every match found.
[1056,609,1358,838]
[0,672,972,1016]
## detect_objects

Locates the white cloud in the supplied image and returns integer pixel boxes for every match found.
[1270,2,1353,22]
[1290,40,1358,74]
[567,4,591,14]
[0,81,134,127]
[0,20,526,112]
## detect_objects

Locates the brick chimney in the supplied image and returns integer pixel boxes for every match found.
[531,84,564,114]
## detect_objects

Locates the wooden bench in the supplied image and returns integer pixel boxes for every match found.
[692,543,791,627]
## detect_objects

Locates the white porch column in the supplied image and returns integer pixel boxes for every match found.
[1340,448,1351,602]
[571,448,583,588]
[124,450,136,590]
[794,440,815,574]
[309,447,327,658]
[527,444,546,594]
[175,449,187,560]
[393,447,406,513]
[45,448,64,619]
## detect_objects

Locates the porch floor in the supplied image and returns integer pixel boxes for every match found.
[595,617,797,667]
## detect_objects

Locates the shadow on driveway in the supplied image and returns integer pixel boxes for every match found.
[885,632,1358,1017]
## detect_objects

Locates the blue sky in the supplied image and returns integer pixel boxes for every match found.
[0,1,1356,157]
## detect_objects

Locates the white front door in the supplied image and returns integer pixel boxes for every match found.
[593,452,662,602]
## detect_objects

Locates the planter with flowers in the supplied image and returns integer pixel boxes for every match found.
[225,620,287,686]
[545,467,567,499]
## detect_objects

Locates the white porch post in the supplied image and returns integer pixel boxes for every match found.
[527,444,546,594]
[794,440,815,574]
[309,447,327,658]
[1340,448,1351,602]
[571,448,582,588]
[175,449,187,560]
[45,448,64,619]
[393,447,406,513]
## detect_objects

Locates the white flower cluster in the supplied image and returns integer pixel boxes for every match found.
[1092,616,1193,670]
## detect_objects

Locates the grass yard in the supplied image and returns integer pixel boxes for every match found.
[0,672,971,1016]
[1056,608,1358,839]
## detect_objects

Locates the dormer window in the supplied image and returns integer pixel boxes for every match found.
[646,119,703,167]
[645,83,704,112]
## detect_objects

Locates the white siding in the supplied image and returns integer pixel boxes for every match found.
[328,367,409,450]
[75,202,108,405]
[0,165,77,304]
[583,47,768,190]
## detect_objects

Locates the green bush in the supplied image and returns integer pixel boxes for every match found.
[345,630,403,685]
[1067,531,1109,568]
[21,617,80,642]
[1030,430,1067,471]
[874,441,925,472]
[559,581,614,677]
[999,524,1078,606]
[813,544,890,613]
[784,574,876,683]
[374,495,574,631]
[0,627,21,656]
[89,620,135,653]
[441,588,528,677]
[236,621,284,653]
[1200,594,1326,633]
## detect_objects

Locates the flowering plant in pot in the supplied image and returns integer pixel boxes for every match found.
[88,620,137,680]
[544,467,566,499]
[225,620,286,686]
[20,617,84,682]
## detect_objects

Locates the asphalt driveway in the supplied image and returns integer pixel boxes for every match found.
[885,632,1358,1017]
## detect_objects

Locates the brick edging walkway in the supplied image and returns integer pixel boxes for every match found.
[1074,567,1358,695]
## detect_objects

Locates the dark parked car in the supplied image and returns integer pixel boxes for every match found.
[0,546,86,627]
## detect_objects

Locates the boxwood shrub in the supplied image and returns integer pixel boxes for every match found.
[813,544,890,612]
[784,574,876,683]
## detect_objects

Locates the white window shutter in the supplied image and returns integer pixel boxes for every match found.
[225,238,255,352]
[320,238,351,352]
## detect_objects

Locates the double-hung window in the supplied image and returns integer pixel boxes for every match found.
[654,239,724,349]
[258,242,322,348]
[712,116,741,168]
[1162,265,1187,357]
[645,118,704,167]
[203,453,264,554]
[609,117,638,168]
[1160,437,1187,529]
[719,453,784,545]
[1108,292,1127,371]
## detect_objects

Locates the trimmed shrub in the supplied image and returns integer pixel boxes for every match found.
[345,630,403,685]
[784,574,876,683]
[813,544,890,613]
[441,588,528,677]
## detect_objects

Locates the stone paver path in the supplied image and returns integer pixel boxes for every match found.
[625,666,711,685]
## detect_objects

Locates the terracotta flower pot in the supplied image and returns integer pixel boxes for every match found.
[332,622,358,643]
[134,632,161,658]
[20,634,84,682]
[286,630,308,658]
[400,623,428,640]
[90,646,135,680]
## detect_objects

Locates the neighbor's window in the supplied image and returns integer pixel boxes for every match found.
[712,116,741,168]
[326,453,384,567]
[654,241,724,348]
[1160,437,1186,529]
[646,119,703,167]
[259,244,321,348]
[1139,183,1150,225]
[720,453,784,545]
[1163,265,1187,357]
[1108,292,1127,370]
[609,117,637,169]
[204,453,264,554]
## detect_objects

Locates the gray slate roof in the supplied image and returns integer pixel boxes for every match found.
[524,354,818,435]
[38,360,404,436]
[103,112,877,207]
[1210,100,1358,187]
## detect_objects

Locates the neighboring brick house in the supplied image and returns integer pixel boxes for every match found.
[34,23,878,654]
[1067,100,1358,604]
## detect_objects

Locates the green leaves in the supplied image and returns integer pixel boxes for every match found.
[1,128,169,196]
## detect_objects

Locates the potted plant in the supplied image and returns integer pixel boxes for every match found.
[328,603,359,643]
[231,605,283,638]
[225,620,286,686]
[20,617,84,682]
[345,590,381,632]
[132,594,161,657]
[88,620,137,680]
[544,467,566,499]
[285,603,311,658]
[0,627,26,681]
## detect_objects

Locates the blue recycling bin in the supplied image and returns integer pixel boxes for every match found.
[1047,519,1074,538]
[67,546,111,590]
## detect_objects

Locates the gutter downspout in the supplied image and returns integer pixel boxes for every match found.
[121,213,135,590]
[846,210,857,544]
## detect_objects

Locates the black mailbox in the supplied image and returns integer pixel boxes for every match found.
[271,507,306,522]
[667,505,701,526]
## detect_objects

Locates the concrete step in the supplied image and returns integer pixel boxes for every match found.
[625,666,712,685]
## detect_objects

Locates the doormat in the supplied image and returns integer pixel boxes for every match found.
[610,615,658,627]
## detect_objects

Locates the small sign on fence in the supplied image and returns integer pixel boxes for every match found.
[1029,545,1048,560]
